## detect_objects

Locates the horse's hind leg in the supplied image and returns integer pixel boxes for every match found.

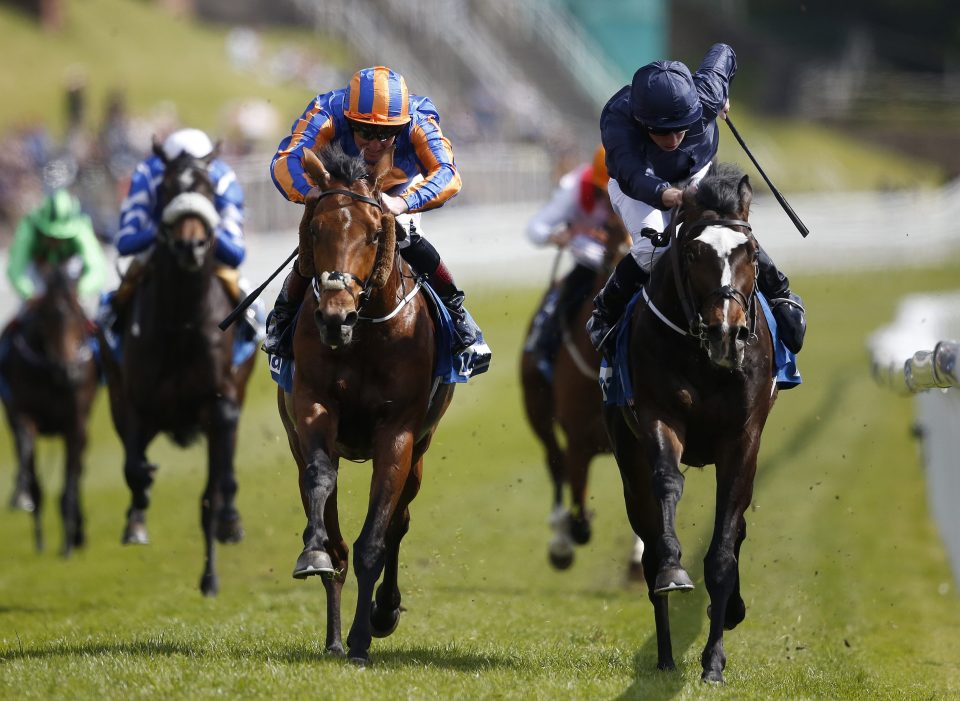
[700,451,758,684]
[59,427,87,557]
[371,456,423,640]
[566,442,596,546]
[521,359,571,569]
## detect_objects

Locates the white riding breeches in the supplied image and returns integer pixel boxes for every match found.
[608,162,712,273]
[395,212,424,249]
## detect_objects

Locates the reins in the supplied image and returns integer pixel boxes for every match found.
[643,210,758,346]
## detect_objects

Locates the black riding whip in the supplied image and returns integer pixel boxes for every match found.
[724,116,810,238]
[218,246,298,331]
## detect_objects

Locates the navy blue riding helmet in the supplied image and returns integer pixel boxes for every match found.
[630,60,703,131]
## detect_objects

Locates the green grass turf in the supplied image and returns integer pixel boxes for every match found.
[1,262,959,701]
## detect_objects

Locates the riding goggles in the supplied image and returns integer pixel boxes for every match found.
[647,125,690,136]
[349,122,405,142]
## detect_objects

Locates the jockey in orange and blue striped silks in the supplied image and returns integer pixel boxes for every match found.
[271,65,461,212]
[263,66,490,373]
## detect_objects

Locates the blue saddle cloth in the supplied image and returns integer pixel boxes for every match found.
[599,290,801,407]
[96,291,259,378]
[268,281,490,393]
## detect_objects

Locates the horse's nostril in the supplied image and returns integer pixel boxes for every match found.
[735,325,750,342]
[343,311,358,328]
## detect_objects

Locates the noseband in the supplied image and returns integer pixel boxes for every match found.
[311,187,385,311]
[666,215,758,346]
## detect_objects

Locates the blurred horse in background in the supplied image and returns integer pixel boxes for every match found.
[278,144,455,663]
[603,163,777,682]
[98,143,255,596]
[520,205,642,575]
[0,263,98,556]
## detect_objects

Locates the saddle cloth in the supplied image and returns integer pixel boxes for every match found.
[600,290,801,407]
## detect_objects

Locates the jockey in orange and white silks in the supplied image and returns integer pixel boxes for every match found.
[526,145,613,275]
[263,66,489,371]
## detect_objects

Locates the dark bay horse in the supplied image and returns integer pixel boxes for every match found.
[0,263,98,556]
[520,218,640,572]
[98,146,255,596]
[278,144,455,663]
[603,163,777,683]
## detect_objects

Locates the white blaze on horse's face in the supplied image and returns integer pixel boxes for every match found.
[695,225,750,368]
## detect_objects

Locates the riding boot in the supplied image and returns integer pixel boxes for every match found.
[261,262,309,357]
[537,263,595,362]
[756,246,806,353]
[399,234,483,353]
[586,254,648,355]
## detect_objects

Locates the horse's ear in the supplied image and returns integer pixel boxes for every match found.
[370,146,395,192]
[737,174,752,214]
[303,148,331,189]
[369,212,397,288]
[297,191,320,278]
[152,135,167,163]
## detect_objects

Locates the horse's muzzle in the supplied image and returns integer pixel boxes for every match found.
[315,305,358,349]
[704,323,749,370]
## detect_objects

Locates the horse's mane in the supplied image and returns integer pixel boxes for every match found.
[316,143,370,186]
[692,162,748,216]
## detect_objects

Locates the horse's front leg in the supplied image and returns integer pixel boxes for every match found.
[700,443,758,684]
[7,414,42,550]
[320,483,349,656]
[292,408,339,580]
[121,416,157,545]
[59,423,87,557]
[647,421,693,595]
[199,396,242,597]
[346,428,415,664]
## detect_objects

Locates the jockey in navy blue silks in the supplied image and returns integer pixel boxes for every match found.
[587,43,806,356]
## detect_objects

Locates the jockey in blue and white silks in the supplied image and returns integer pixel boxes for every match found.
[102,128,264,347]
[263,65,489,372]
[116,129,245,267]
[587,44,806,357]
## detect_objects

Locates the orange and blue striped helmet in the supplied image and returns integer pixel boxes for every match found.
[344,66,411,126]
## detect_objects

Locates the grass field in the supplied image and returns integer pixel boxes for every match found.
[2,262,960,700]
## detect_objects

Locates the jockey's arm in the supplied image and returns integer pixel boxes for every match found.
[6,217,38,299]
[211,162,246,267]
[526,169,580,248]
[116,160,159,256]
[73,217,108,297]
[400,116,461,213]
[270,98,335,204]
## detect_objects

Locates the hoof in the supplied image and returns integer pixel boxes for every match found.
[569,516,592,545]
[292,549,334,579]
[122,522,149,545]
[701,669,725,684]
[654,566,694,595]
[215,513,245,544]
[200,573,219,597]
[9,491,35,512]
[548,548,574,570]
[348,652,368,666]
[326,642,345,656]
[370,602,400,638]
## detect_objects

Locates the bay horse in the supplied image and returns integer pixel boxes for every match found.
[98,145,255,596]
[0,263,98,556]
[520,216,640,573]
[278,144,455,663]
[603,163,777,683]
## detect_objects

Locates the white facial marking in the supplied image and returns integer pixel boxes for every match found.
[695,226,748,335]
